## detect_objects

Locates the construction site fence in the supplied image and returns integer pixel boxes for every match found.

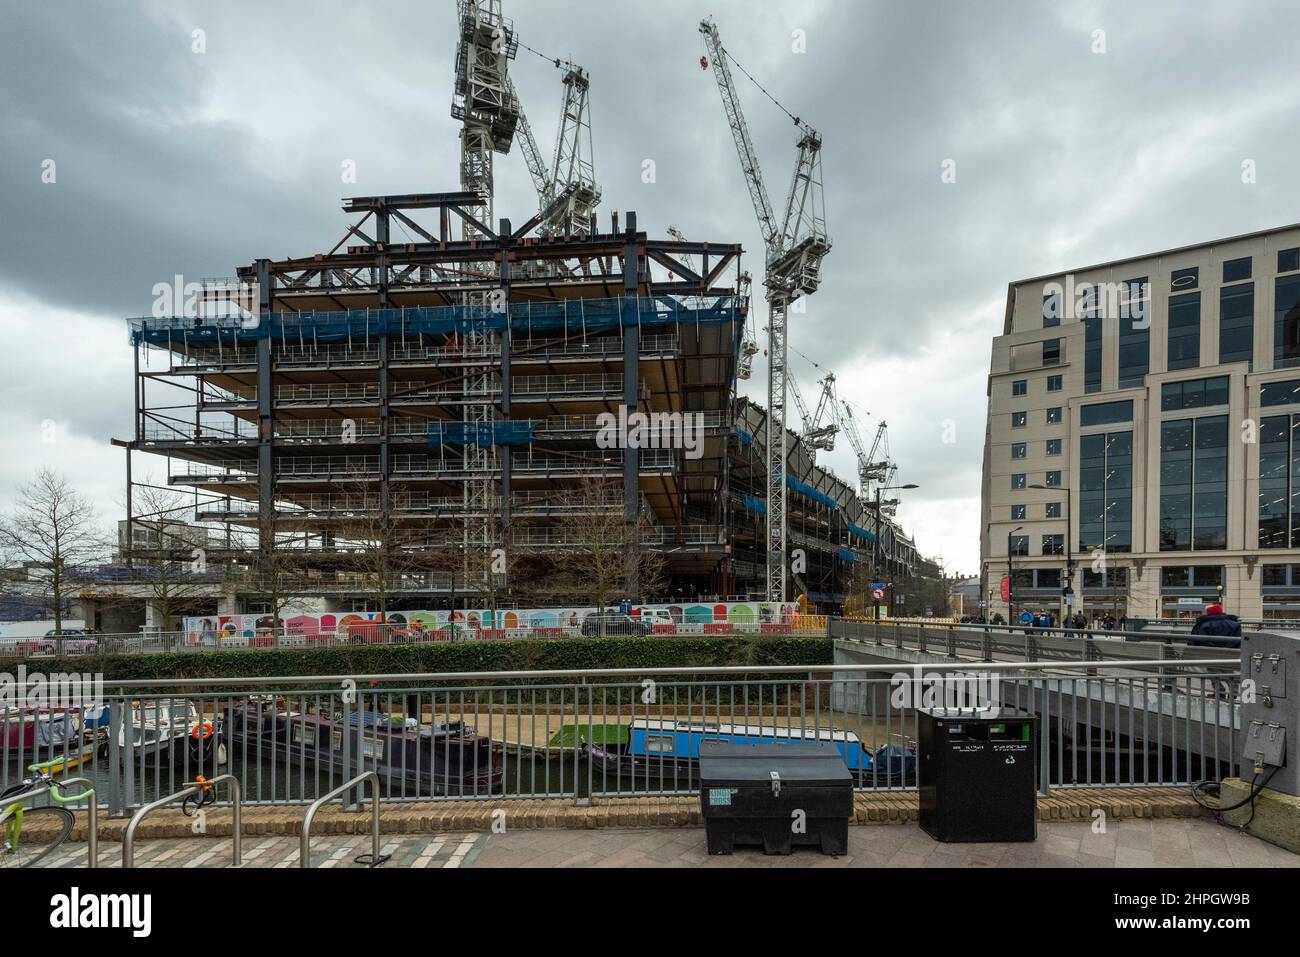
[0,617,830,659]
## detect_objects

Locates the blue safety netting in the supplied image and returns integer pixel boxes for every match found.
[848,522,877,543]
[128,296,740,347]
[736,428,753,446]
[428,421,537,448]
[786,475,838,509]
[742,494,767,515]
[836,548,857,562]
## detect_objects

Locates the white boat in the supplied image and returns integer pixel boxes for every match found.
[117,699,226,769]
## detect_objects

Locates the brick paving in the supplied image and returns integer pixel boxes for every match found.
[471,818,1300,868]
[34,818,1299,868]
[36,832,489,869]
[22,786,1297,868]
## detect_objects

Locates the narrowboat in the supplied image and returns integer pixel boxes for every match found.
[221,698,503,796]
[585,719,916,785]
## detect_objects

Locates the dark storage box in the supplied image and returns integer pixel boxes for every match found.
[698,741,852,856]
[918,707,1037,843]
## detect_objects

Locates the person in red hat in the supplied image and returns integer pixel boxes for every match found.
[1188,602,1242,647]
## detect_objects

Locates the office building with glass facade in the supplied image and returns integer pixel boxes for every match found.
[980,223,1300,622]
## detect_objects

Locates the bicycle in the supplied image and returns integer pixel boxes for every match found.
[0,758,94,868]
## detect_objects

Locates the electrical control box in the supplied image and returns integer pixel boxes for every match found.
[1238,631,1300,796]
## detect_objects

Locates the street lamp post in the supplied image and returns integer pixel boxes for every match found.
[1030,482,1073,624]
[872,483,918,620]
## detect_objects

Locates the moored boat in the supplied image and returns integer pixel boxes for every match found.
[221,698,503,796]
[586,718,916,786]
[117,699,226,771]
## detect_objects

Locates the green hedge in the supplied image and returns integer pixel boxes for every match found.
[2,635,832,687]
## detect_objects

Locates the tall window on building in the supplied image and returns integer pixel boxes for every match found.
[1259,415,1295,548]
[1043,291,1061,328]
[1076,283,1102,393]
[1167,292,1201,371]
[1118,276,1150,389]
[1043,338,1062,366]
[1079,431,1132,553]
[1274,273,1300,368]
[1219,281,1254,366]
[1160,415,1228,550]
[1084,315,1103,393]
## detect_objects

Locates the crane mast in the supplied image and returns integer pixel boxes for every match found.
[700,17,831,601]
[512,60,601,240]
[451,0,518,593]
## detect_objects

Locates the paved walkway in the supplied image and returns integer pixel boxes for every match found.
[38,832,489,868]
[36,818,1299,868]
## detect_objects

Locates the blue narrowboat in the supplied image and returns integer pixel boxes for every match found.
[586,719,915,784]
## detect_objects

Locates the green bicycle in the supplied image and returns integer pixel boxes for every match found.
[0,759,93,867]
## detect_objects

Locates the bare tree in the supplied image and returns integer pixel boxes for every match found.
[336,481,434,627]
[842,559,875,618]
[120,484,221,648]
[531,477,666,633]
[0,469,107,654]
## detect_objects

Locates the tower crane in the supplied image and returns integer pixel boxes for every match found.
[839,402,900,521]
[788,372,838,455]
[700,16,831,601]
[510,56,600,239]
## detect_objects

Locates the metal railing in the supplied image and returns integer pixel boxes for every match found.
[122,774,241,868]
[0,657,1243,815]
[299,771,387,868]
[831,619,1242,665]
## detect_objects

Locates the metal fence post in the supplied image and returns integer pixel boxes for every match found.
[107,698,124,817]
[1036,678,1051,796]
[340,693,354,811]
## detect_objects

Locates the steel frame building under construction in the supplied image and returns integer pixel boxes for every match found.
[119,1,916,616]
[125,193,914,611]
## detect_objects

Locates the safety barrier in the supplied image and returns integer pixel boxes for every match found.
[122,774,241,868]
[299,771,388,869]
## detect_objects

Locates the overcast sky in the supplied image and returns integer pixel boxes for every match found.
[2,0,1299,576]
